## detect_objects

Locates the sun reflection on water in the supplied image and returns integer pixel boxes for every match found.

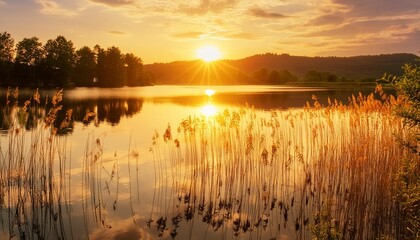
[200,103,218,117]
[201,88,218,117]
[204,89,215,97]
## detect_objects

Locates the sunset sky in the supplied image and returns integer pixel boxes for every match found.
[0,0,419,64]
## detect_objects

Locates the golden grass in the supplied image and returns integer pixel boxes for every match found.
[148,86,417,239]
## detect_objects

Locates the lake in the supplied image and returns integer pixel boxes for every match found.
[0,85,400,240]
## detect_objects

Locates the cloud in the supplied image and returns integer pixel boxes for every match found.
[249,7,287,18]
[306,0,420,29]
[303,17,417,38]
[89,0,136,7]
[172,31,208,39]
[307,27,420,57]
[171,31,261,41]
[309,12,345,26]
[108,30,127,35]
[35,0,79,16]
[331,0,420,17]
[178,0,238,16]
[222,32,262,40]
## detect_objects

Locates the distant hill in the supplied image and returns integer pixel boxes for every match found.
[144,53,418,85]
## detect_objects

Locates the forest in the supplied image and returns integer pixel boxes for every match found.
[1,31,418,87]
[0,31,152,88]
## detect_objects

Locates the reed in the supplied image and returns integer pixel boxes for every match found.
[0,88,73,239]
[0,88,134,239]
[148,86,416,239]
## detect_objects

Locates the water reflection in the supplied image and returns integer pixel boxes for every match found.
[0,85,402,240]
[67,98,144,126]
[200,103,218,117]
[1,86,387,131]
[0,97,144,131]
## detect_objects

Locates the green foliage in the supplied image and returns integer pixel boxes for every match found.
[392,63,420,130]
[311,203,342,240]
[385,61,419,154]
[395,158,420,239]
[384,61,420,239]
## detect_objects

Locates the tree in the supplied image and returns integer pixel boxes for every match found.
[74,46,96,86]
[94,45,106,86]
[279,70,298,83]
[253,68,269,83]
[391,62,420,153]
[268,70,281,84]
[385,61,420,239]
[96,46,125,87]
[267,70,297,84]
[15,37,44,66]
[0,31,14,62]
[42,35,75,87]
[124,53,143,86]
[14,37,45,86]
[305,70,337,82]
[0,31,15,86]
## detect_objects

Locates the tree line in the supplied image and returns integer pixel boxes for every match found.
[0,31,153,88]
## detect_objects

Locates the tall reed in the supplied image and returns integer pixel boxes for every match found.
[0,88,73,239]
[148,86,415,239]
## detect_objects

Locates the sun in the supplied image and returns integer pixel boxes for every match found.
[196,45,221,62]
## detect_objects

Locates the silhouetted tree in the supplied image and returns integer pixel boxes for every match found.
[267,70,297,84]
[253,68,269,83]
[124,53,143,86]
[305,70,337,82]
[94,45,105,86]
[268,70,281,84]
[15,37,44,65]
[0,31,15,86]
[74,46,96,86]
[42,35,75,87]
[14,37,44,86]
[0,31,14,62]
[96,46,125,87]
[279,70,298,83]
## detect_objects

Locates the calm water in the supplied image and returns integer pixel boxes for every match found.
[0,85,384,240]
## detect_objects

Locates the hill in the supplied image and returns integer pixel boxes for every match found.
[144,53,418,85]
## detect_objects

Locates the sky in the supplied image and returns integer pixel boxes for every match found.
[0,0,419,64]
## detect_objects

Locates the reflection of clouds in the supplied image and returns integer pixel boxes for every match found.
[89,215,153,240]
